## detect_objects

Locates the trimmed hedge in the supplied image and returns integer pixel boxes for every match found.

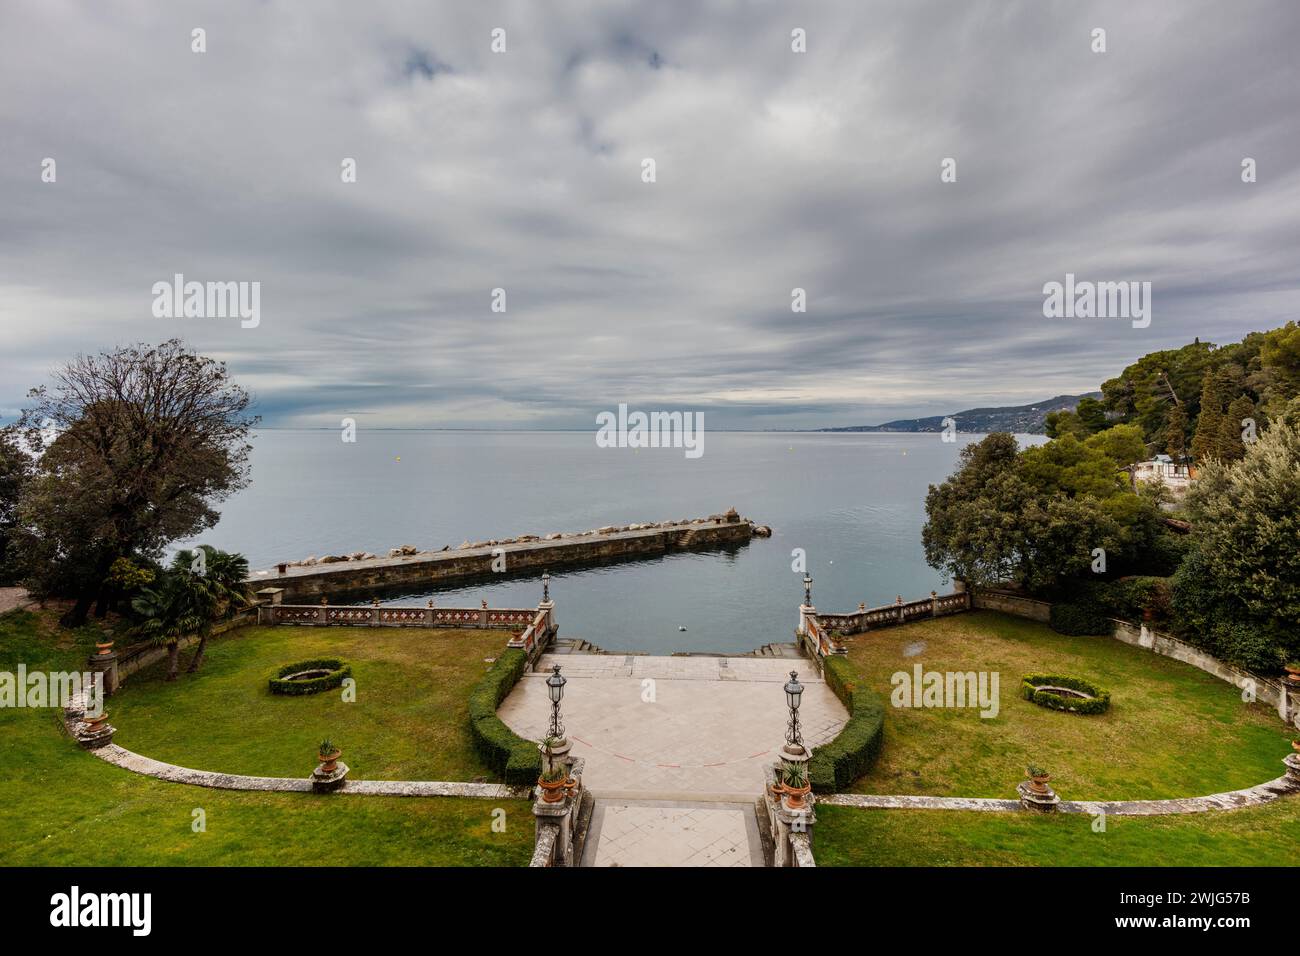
[1048,602,1112,636]
[268,658,351,696]
[468,649,542,786]
[807,656,886,792]
[1020,673,1111,715]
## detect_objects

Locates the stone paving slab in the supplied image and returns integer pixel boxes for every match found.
[583,799,765,867]
[499,654,848,797]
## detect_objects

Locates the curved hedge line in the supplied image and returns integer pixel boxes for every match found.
[268,658,351,696]
[1020,673,1111,715]
[468,648,542,786]
[808,656,886,792]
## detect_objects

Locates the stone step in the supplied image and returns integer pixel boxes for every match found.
[580,798,768,867]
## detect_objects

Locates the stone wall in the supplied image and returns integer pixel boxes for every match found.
[114,607,258,683]
[1112,620,1296,723]
[251,517,755,603]
[975,587,1298,726]
[970,588,1051,622]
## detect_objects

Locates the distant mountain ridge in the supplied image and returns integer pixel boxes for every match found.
[820,393,1101,435]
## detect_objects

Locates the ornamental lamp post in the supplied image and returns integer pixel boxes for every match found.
[546,664,566,741]
[803,573,813,607]
[542,572,551,603]
[783,670,805,757]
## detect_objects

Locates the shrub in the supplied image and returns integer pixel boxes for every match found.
[1020,673,1111,715]
[1109,576,1173,624]
[1048,602,1112,636]
[807,656,885,792]
[1172,547,1291,673]
[267,658,351,696]
[468,649,541,785]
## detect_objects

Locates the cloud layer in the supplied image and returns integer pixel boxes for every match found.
[2,0,1297,428]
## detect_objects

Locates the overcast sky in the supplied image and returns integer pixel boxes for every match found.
[2,0,1297,429]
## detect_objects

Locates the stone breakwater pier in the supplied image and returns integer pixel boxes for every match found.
[248,510,770,603]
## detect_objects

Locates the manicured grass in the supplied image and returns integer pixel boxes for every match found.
[0,610,533,866]
[840,611,1291,800]
[110,624,518,781]
[816,801,1300,867]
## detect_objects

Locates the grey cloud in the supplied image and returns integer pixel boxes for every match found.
[1,0,1298,430]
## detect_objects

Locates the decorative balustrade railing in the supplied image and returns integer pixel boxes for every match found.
[815,589,970,638]
[267,604,540,630]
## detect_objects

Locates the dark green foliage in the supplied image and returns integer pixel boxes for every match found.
[1171,549,1287,673]
[1108,576,1173,624]
[268,658,351,696]
[808,656,885,792]
[1020,674,1111,715]
[467,649,541,785]
[1049,602,1113,636]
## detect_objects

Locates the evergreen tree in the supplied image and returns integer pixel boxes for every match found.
[1164,403,1188,461]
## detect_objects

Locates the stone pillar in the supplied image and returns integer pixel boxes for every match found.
[895,595,904,624]
[531,755,583,867]
[255,587,284,625]
[87,647,119,697]
[930,590,939,617]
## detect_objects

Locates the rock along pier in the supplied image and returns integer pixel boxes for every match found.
[248,510,769,603]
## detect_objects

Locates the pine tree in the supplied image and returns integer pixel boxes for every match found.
[1164,403,1189,461]
[1221,394,1256,461]
[1191,373,1227,461]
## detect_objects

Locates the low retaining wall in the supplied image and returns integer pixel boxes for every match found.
[1112,620,1296,722]
[970,588,1051,622]
[112,608,258,684]
[974,587,1298,726]
[248,516,755,602]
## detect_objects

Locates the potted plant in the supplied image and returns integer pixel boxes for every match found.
[83,709,110,732]
[318,739,341,773]
[1292,738,1300,754]
[1027,764,1050,794]
[781,762,811,809]
[538,763,567,803]
[95,640,114,656]
[1284,662,1300,685]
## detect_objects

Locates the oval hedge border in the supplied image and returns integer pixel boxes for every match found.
[268,658,352,696]
[1020,673,1111,715]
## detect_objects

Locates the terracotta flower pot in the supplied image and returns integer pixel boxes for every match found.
[538,777,566,803]
[1030,773,1050,794]
[319,750,341,773]
[95,641,114,656]
[83,711,109,730]
[1292,740,1300,753]
[783,783,811,810]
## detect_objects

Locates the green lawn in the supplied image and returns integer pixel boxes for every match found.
[840,611,1291,801]
[816,801,1300,867]
[111,623,517,781]
[0,610,533,866]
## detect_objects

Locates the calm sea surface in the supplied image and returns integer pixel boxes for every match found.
[182,430,1044,654]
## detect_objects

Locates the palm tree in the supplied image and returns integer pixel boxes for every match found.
[130,546,248,680]
[185,546,249,672]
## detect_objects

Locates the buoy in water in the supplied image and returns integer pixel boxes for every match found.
[678,626,687,632]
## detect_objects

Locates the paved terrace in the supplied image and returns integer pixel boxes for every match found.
[498,653,849,800]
